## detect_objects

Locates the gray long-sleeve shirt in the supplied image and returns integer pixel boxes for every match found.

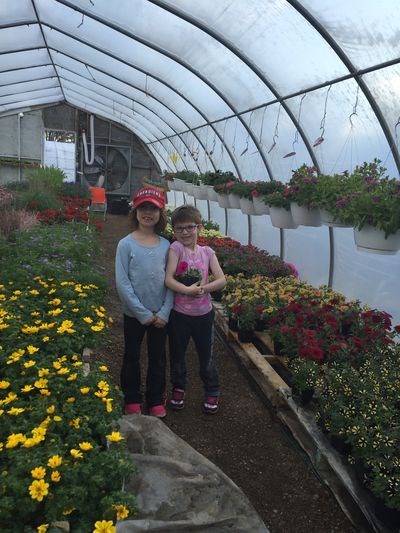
[115,234,173,324]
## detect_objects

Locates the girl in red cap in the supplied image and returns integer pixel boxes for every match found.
[115,186,173,417]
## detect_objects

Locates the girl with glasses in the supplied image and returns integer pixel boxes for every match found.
[165,205,226,414]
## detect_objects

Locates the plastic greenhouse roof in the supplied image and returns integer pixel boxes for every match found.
[1,0,400,179]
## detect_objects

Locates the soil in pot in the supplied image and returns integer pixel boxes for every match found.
[178,275,201,287]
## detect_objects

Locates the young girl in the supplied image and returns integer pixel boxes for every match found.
[115,186,173,418]
[165,205,226,414]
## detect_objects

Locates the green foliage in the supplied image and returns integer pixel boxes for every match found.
[174,170,200,184]
[229,181,255,199]
[15,188,63,212]
[201,170,237,187]
[26,165,67,193]
[0,223,106,288]
[333,160,400,237]
[263,182,290,209]
[286,164,320,208]
[60,181,91,199]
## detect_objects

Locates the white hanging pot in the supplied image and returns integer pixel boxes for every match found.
[354,226,400,254]
[199,183,208,198]
[168,180,176,191]
[320,208,350,228]
[228,193,241,209]
[186,183,195,196]
[269,206,298,229]
[173,178,184,191]
[252,195,270,215]
[290,202,321,227]
[192,185,208,200]
[216,193,230,208]
[207,186,218,201]
[240,197,257,215]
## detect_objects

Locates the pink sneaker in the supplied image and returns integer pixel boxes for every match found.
[124,403,142,415]
[149,404,166,418]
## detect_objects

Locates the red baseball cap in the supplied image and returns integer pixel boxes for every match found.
[132,186,165,209]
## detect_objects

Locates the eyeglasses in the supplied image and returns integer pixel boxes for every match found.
[173,224,199,234]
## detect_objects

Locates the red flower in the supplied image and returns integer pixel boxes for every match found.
[176,261,188,275]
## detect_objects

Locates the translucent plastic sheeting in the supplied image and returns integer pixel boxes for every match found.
[333,228,400,326]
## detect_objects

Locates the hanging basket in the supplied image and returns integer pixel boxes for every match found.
[217,193,230,208]
[192,185,208,200]
[269,206,298,229]
[228,193,241,209]
[186,183,195,196]
[290,202,321,227]
[207,186,218,201]
[353,226,400,254]
[239,197,257,215]
[320,209,350,228]
[252,196,270,215]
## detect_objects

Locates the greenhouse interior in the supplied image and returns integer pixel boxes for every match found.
[1,1,400,532]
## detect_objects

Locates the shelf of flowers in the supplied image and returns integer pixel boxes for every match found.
[210,267,400,533]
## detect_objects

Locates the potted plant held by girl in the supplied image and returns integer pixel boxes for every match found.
[174,261,203,286]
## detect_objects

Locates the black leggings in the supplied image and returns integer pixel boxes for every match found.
[168,309,219,397]
[120,314,167,407]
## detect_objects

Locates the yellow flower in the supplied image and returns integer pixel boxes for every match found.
[70,448,83,459]
[69,417,81,428]
[42,336,50,342]
[38,368,50,377]
[48,308,63,316]
[67,397,75,403]
[31,466,46,479]
[79,441,93,451]
[27,345,39,355]
[21,325,40,334]
[112,504,129,520]
[80,387,90,394]
[21,385,34,393]
[67,373,78,381]
[37,524,49,533]
[6,433,26,448]
[99,365,109,372]
[83,317,93,323]
[0,380,10,389]
[46,405,55,414]
[24,360,36,368]
[7,407,25,415]
[93,520,116,533]
[29,479,49,502]
[106,431,124,443]
[57,320,76,334]
[48,454,63,468]
[53,416,62,422]
[48,298,61,306]
[51,471,61,482]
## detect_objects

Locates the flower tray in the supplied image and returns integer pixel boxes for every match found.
[213,301,391,533]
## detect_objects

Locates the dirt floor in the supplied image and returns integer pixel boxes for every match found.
[94,213,356,533]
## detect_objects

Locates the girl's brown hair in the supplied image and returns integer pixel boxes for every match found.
[171,205,202,227]
[129,207,168,233]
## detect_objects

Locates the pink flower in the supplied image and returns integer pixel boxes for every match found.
[176,261,188,275]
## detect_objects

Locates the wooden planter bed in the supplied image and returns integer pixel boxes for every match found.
[213,302,394,533]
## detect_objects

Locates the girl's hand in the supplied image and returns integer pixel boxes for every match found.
[153,316,167,328]
[144,315,156,326]
[185,283,204,297]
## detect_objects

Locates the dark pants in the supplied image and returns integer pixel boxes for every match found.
[120,314,167,408]
[168,309,219,397]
